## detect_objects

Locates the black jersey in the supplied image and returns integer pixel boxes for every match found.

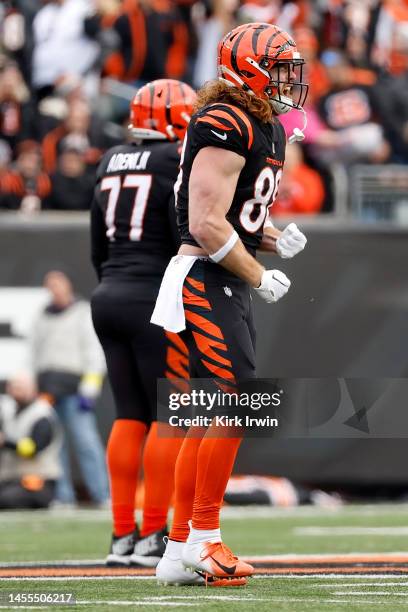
[176,102,286,253]
[91,140,181,283]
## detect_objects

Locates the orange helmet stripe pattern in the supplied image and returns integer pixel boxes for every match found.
[130,79,196,142]
[218,22,308,108]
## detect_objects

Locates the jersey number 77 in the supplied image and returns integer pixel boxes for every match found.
[101,174,153,241]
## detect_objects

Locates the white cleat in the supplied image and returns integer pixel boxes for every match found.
[156,540,205,586]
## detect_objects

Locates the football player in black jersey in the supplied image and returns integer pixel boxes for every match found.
[91,79,196,568]
[154,23,308,585]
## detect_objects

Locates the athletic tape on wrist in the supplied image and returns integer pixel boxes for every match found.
[209,231,239,263]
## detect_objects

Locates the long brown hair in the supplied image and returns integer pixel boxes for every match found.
[194,80,273,123]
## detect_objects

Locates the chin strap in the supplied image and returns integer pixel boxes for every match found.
[288,106,308,144]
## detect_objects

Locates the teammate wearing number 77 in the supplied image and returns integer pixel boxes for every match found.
[152,22,308,586]
[90,79,196,568]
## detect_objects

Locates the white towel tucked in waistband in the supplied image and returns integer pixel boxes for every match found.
[150,255,199,333]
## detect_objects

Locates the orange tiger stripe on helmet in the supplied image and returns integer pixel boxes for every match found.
[217,22,308,110]
[129,79,196,142]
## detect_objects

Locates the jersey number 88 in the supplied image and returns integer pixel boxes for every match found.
[239,167,282,233]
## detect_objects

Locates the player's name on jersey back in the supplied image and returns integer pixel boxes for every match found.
[106,151,151,173]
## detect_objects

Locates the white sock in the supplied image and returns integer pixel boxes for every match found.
[165,539,185,560]
[187,526,221,545]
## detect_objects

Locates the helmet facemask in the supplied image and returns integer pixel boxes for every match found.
[261,58,309,114]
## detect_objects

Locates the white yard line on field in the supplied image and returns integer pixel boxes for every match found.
[3,551,408,568]
[243,551,408,561]
[146,596,263,601]
[78,601,197,607]
[313,581,408,587]
[252,574,408,580]
[295,527,408,536]
[322,600,394,605]
[2,573,407,583]
[0,600,393,609]
[0,607,49,610]
[0,559,107,567]
[333,591,408,596]
[0,576,157,582]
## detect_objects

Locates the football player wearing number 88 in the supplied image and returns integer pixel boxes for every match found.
[154,22,308,586]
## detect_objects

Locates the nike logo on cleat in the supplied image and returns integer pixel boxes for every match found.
[211,130,227,140]
[211,557,237,575]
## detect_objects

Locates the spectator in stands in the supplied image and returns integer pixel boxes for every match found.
[87,0,121,29]
[30,270,109,506]
[372,0,408,76]
[0,0,40,85]
[37,74,93,142]
[193,0,239,88]
[103,0,189,84]
[293,26,330,105]
[1,0,405,219]
[42,98,105,174]
[45,136,95,211]
[312,49,390,164]
[83,0,122,63]
[373,68,408,161]
[31,0,101,100]
[273,142,325,216]
[0,140,50,212]
[0,60,37,150]
[331,0,381,69]
[239,0,309,31]
[0,372,62,509]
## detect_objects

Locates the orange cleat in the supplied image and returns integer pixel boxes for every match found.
[182,541,254,584]
[205,575,248,587]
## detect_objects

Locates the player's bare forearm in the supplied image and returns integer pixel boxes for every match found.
[259,226,282,253]
[190,206,264,287]
[189,147,263,286]
[217,238,264,287]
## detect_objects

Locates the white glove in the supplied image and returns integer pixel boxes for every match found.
[254,270,291,304]
[276,223,307,259]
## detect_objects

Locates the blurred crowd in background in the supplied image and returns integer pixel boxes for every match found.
[1,0,407,509]
[0,0,407,216]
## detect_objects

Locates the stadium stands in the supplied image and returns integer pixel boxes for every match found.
[0,0,406,216]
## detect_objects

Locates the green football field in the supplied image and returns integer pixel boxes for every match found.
[2,505,408,611]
